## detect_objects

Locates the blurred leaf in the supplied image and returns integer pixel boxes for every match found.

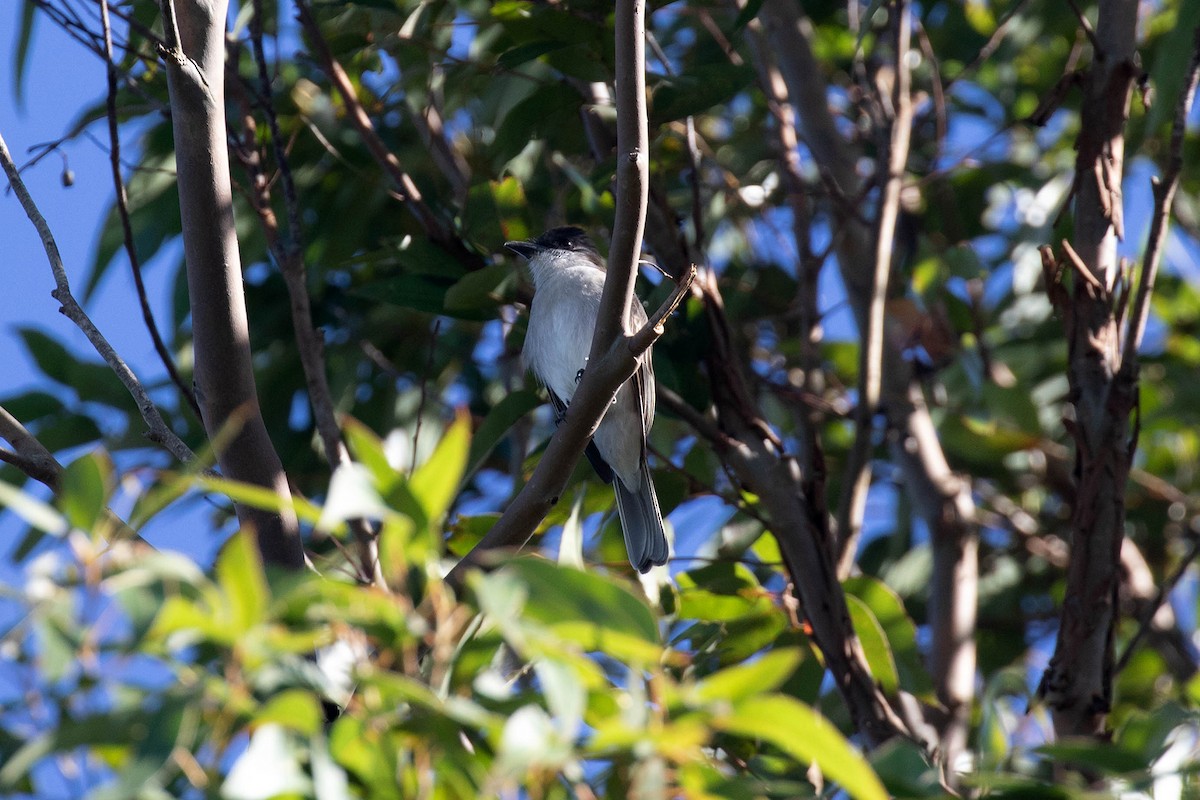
[444,263,514,312]
[485,559,662,665]
[197,475,323,527]
[870,739,944,797]
[214,529,269,635]
[651,64,756,123]
[256,689,324,736]
[16,328,134,412]
[342,417,395,486]
[844,576,931,697]
[56,450,113,533]
[718,695,888,800]
[464,389,541,481]
[846,594,899,695]
[692,648,803,705]
[0,480,70,538]
[0,390,64,423]
[410,410,471,524]
[318,462,391,532]
[1035,741,1149,777]
[12,0,36,104]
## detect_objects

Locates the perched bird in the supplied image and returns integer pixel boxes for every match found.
[505,226,668,573]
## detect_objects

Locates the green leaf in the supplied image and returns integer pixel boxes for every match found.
[870,738,943,797]
[16,328,134,412]
[464,389,542,482]
[214,529,269,634]
[692,648,803,705]
[0,391,64,423]
[0,480,70,538]
[409,410,471,524]
[845,594,899,695]
[319,463,393,535]
[56,450,113,532]
[12,0,36,105]
[483,559,662,665]
[444,263,515,312]
[1147,0,1200,133]
[342,417,396,487]
[844,576,931,697]
[1035,742,1150,777]
[718,695,888,800]
[492,83,586,166]
[256,689,324,736]
[651,64,756,124]
[197,475,323,527]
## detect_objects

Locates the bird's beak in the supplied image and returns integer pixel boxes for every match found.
[504,240,541,260]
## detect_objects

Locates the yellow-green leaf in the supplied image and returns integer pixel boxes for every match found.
[215,529,269,635]
[718,695,888,800]
[409,410,471,524]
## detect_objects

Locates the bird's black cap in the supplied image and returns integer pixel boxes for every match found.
[505,226,601,262]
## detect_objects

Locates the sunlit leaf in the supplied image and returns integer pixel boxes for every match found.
[409,410,471,524]
[718,695,888,800]
[846,594,899,695]
[214,529,269,635]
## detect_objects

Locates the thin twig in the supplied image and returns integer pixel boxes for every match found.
[1121,25,1200,370]
[100,0,201,420]
[0,130,196,465]
[1065,0,1103,54]
[944,0,1031,91]
[836,0,913,576]
[1061,238,1105,292]
[1113,536,1200,676]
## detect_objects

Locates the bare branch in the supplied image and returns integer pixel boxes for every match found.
[0,129,196,465]
[243,0,384,584]
[594,0,651,353]
[0,404,62,490]
[836,0,914,577]
[1115,535,1200,677]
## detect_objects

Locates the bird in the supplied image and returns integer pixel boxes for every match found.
[505,226,669,573]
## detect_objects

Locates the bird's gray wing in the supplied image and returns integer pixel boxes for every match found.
[547,387,615,484]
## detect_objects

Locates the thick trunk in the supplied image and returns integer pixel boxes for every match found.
[160,0,303,569]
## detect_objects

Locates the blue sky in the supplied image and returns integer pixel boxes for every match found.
[1,9,223,577]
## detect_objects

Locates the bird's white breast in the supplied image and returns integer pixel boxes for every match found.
[524,264,606,406]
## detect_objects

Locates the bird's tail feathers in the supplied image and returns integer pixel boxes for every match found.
[614,464,668,573]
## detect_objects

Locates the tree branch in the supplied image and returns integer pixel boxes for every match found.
[245,0,382,585]
[1121,25,1200,371]
[157,0,302,569]
[0,404,62,490]
[836,0,914,577]
[0,129,197,466]
[1038,0,1140,739]
[748,0,978,769]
